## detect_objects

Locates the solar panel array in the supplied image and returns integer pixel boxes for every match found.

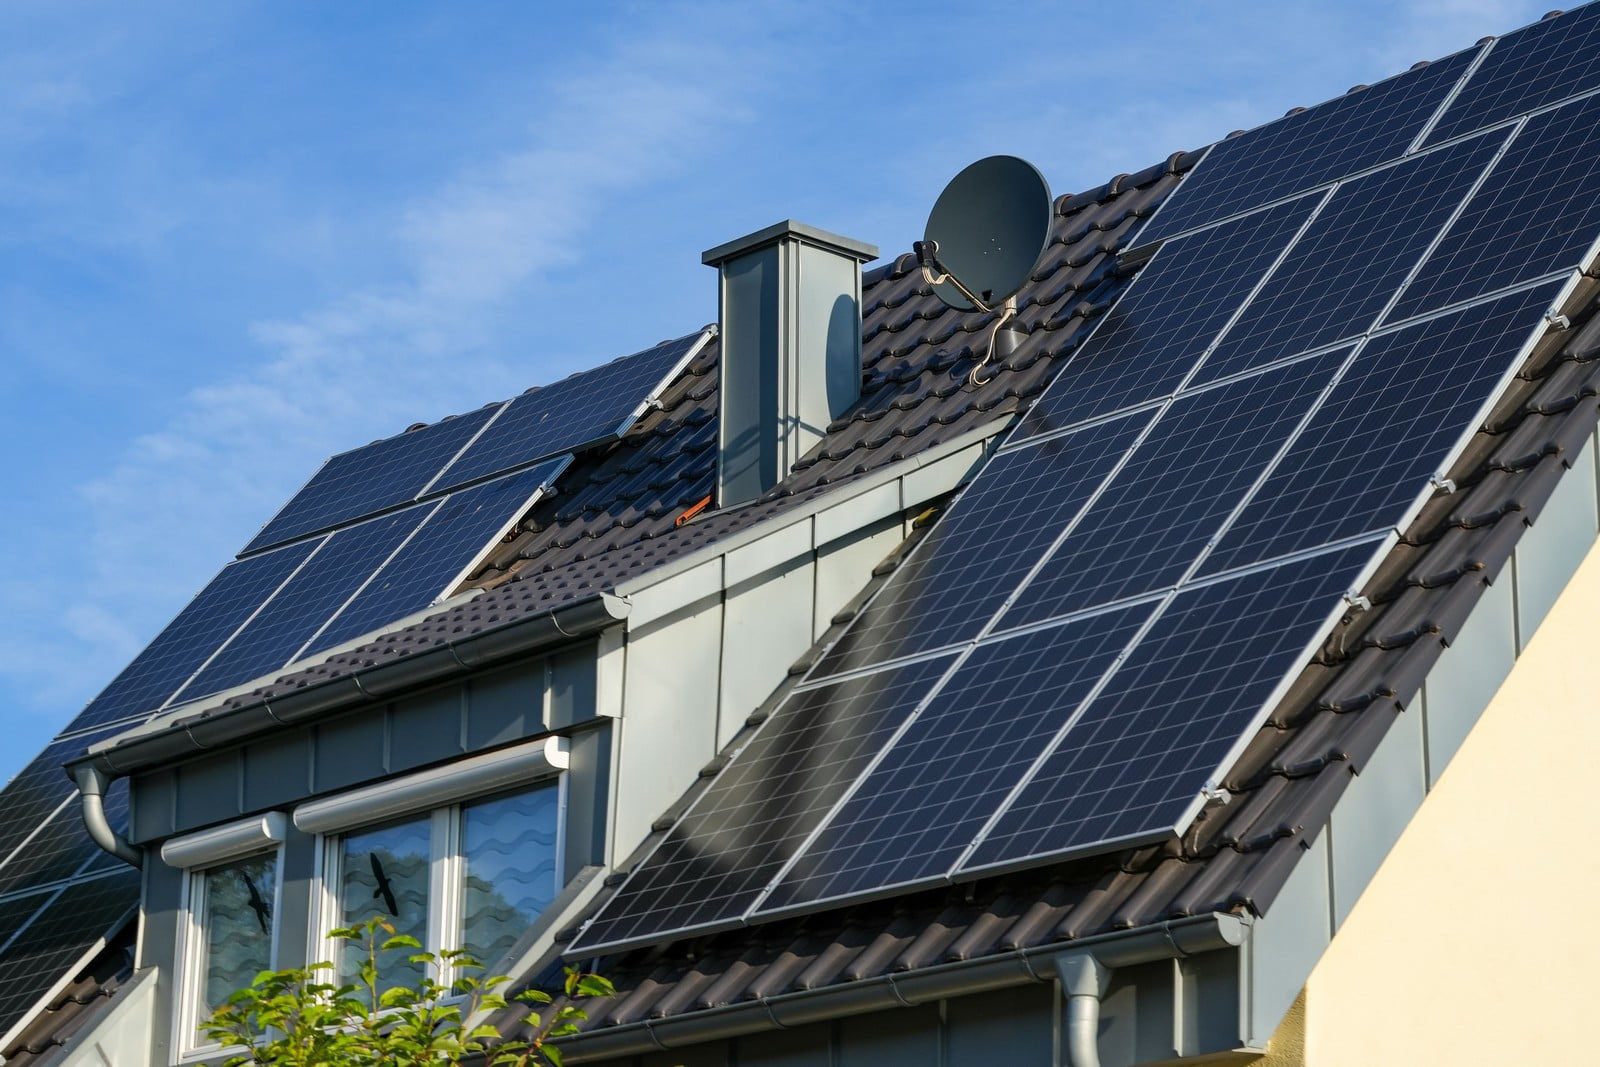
[0,329,711,1045]
[570,6,1600,955]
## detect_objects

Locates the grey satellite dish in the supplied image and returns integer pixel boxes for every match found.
[914,155,1051,383]
[916,155,1052,313]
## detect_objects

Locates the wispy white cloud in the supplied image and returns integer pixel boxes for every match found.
[2,2,780,718]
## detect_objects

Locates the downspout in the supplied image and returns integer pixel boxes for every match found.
[71,763,142,869]
[1057,953,1113,1067]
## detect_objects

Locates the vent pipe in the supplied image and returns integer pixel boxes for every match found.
[704,221,878,507]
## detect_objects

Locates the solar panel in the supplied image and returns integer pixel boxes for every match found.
[1016,196,1318,438]
[1200,281,1564,577]
[998,347,1347,631]
[1135,45,1481,246]
[0,779,128,898]
[1393,92,1600,321]
[0,869,140,1043]
[175,508,427,704]
[0,738,107,880]
[813,411,1151,678]
[568,655,956,955]
[304,459,566,657]
[961,540,1379,875]
[755,604,1153,917]
[431,331,710,493]
[242,403,501,556]
[1422,5,1600,147]
[67,541,319,733]
[1191,129,1506,388]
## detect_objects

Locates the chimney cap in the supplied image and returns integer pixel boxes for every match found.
[703,220,879,267]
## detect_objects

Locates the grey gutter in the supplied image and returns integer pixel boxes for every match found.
[553,911,1250,1062]
[65,591,630,783]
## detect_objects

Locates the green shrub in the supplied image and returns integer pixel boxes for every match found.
[201,917,613,1066]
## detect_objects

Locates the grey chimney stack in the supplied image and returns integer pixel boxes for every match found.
[703,221,879,508]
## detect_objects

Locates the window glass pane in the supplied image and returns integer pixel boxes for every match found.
[199,852,277,1024]
[459,782,560,967]
[337,816,431,987]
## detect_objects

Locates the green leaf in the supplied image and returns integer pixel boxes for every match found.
[382,933,424,951]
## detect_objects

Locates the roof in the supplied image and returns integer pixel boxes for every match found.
[505,115,1600,1055]
[531,271,1600,1046]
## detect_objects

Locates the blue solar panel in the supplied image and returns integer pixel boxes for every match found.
[67,541,319,732]
[1136,45,1480,246]
[242,404,501,556]
[175,508,427,703]
[1017,197,1318,437]
[756,604,1153,917]
[814,411,1151,678]
[961,540,1379,875]
[999,348,1347,631]
[1191,129,1506,387]
[304,459,564,656]
[569,656,955,955]
[1201,281,1563,577]
[1393,92,1600,320]
[1423,5,1600,147]
[433,331,708,493]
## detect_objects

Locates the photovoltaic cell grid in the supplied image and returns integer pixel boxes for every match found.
[1017,196,1318,437]
[573,10,1600,956]
[1135,44,1480,246]
[999,349,1346,631]
[1190,129,1506,387]
[1202,282,1565,576]
[242,329,708,555]
[241,404,501,555]
[432,331,710,492]
[573,656,956,952]
[814,411,1152,678]
[1422,4,1600,147]
[757,604,1153,916]
[1393,91,1600,320]
[963,542,1378,873]
[0,870,140,1041]
[304,459,565,656]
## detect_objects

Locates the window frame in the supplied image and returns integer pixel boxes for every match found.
[173,837,286,1061]
[307,744,568,989]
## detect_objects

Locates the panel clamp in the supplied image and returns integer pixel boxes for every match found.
[1343,593,1372,613]
[1429,475,1457,495]
[1545,312,1573,331]
[1200,782,1232,805]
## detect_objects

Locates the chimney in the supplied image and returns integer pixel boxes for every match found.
[703,221,879,507]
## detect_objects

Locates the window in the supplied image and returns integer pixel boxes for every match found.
[167,815,285,1059]
[320,777,562,985]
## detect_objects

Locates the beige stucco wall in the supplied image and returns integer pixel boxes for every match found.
[1290,538,1600,1065]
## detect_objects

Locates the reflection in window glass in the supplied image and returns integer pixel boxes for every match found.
[200,852,277,1026]
[459,782,560,967]
[337,816,431,987]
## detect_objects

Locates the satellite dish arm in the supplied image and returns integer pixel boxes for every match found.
[913,240,994,314]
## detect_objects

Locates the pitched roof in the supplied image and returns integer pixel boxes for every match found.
[529,231,1600,1047]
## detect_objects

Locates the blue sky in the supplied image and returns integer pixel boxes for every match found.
[0,0,1548,781]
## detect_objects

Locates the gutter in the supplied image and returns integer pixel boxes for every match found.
[554,911,1249,1063]
[65,590,629,801]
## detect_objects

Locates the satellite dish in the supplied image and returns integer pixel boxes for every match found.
[916,155,1052,313]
